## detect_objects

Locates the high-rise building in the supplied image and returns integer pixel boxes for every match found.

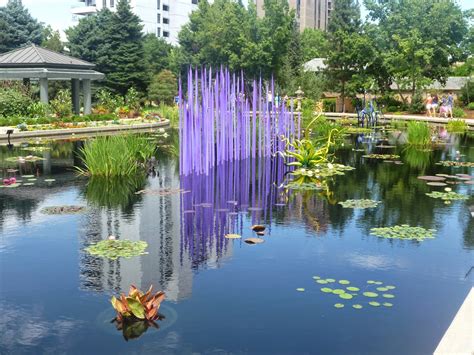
[71,0,200,45]
[255,0,332,31]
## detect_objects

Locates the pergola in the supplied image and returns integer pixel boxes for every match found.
[0,44,105,115]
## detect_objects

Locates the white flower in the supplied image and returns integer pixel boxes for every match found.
[444,187,452,192]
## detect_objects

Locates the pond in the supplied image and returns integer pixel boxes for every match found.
[0,129,473,354]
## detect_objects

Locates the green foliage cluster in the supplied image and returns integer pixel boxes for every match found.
[67,1,146,94]
[86,239,148,260]
[144,104,179,127]
[148,70,177,105]
[447,119,468,133]
[0,0,43,53]
[407,121,431,146]
[0,85,33,117]
[77,135,156,177]
[452,107,466,118]
[50,89,72,118]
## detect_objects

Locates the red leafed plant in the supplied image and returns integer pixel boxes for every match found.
[111,285,165,322]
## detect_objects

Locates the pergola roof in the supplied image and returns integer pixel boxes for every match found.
[0,44,104,80]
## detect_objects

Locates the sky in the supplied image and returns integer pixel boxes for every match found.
[0,0,472,36]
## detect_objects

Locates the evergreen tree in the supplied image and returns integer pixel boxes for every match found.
[105,0,146,94]
[0,0,43,53]
[325,0,366,112]
[148,70,177,104]
[143,34,173,81]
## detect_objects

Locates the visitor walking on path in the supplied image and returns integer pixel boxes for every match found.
[425,94,433,117]
[432,94,439,117]
[447,92,454,119]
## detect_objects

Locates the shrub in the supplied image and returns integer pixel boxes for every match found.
[322,98,336,112]
[27,102,50,118]
[76,135,156,177]
[125,87,141,112]
[467,102,474,110]
[148,70,177,105]
[452,107,466,118]
[0,87,33,117]
[386,105,399,113]
[50,89,72,118]
[96,89,117,113]
[446,119,468,133]
[407,121,431,146]
[408,91,425,114]
[459,80,474,106]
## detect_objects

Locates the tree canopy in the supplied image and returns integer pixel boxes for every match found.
[0,0,43,53]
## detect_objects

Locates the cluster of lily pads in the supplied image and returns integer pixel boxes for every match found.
[370,225,436,241]
[0,175,56,188]
[362,154,400,160]
[224,225,267,244]
[436,161,474,168]
[5,155,45,163]
[85,239,149,260]
[41,205,86,214]
[291,163,355,179]
[338,199,381,209]
[297,277,396,309]
[426,191,468,201]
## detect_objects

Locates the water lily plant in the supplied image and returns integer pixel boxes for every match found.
[111,285,165,322]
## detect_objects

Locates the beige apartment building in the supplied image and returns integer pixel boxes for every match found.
[255,0,332,31]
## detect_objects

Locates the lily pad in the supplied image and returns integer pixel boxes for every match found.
[225,234,241,239]
[362,154,400,160]
[437,161,474,168]
[339,293,353,300]
[296,288,305,292]
[332,289,346,295]
[385,286,396,290]
[346,286,360,292]
[369,301,381,307]
[85,239,148,260]
[376,287,389,292]
[21,175,35,178]
[426,191,468,201]
[312,276,321,280]
[244,237,264,244]
[426,182,447,186]
[367,280,376,284]
[383,302,393,307]
[326,278,336,283]
[334,303,344,308]
[370,225,436,241]
[352,304,363,309]
[44,178,56,182]
[316,279,328,284]
[338,280,350,285]
[251,225,266,232]
[363,292,378,298]
[321,287,333,293]
[382,294,395,299]
[41,205,86,215]
[417,175,446,181]
[338,199,381,209]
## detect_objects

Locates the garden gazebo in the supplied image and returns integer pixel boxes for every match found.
[0,44,104,115]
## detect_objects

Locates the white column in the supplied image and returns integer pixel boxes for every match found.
[39,78,48,104]
[83,79,92,115]
[71,79,80,115]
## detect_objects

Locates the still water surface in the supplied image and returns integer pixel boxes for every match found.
[0,131,473,354]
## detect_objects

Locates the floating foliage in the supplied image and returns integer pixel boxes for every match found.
[370,225,436,241]
[338,280,350,285]
[296,288,305,292]
[338,199,381,209]
[244,237,265,244]
[346,287,360,292]
[382,294,395,299]
[417,175,446,181]
[332,289,345,295]
[6,155,45,163]
[334,303,344,308]
[426,191,468,201]
[362,154,400,160]
[326,278,336,283]
[321,288,333,293]
[111,285,165,324]
[363,292,378,298]
[383,303,393,307]
[316,279,328,284]
[85,239,148,260]
[339,293,353,300]
[352,304,363,309]
[437,161,474,168]
[41,205,86,215]
[225,234,241,239]
[369,301,381,307]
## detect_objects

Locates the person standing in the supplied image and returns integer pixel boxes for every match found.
[447,92,454,118]
[431,94,439,116]
[425,94,433,117]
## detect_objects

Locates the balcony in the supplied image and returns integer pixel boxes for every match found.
[71,6,97,15]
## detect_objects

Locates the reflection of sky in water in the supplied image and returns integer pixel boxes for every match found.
[0,134,473,354]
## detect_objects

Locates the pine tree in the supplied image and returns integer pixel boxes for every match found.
[0,0,43,53]
[105,0,147,94]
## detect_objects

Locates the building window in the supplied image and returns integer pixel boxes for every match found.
[157,27,161,36]
[192,0,198,4]
[157,13,161,23]
[102,0,106,7]
[163,4,169,11]
[110,0,114,7]
[163,17,169,24]
[163,31,169,37]
[157,0,160,9]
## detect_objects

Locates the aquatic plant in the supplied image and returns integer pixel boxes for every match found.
[370,225,436,241]
[403,146,432,170]
[85,239,148,260]
[436,160,474,168]
[338,199,381,209]
[111,285,165,324]
[362,154,400,160]
[446,119,468,133]
[312,277,397,310]
[76,135,155,177]
[426,191,468,201]
[407,121,431,146]
[41,206,86,214]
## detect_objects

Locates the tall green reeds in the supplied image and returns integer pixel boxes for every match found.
[76,135,155,177]
[446,119,468,133]
[407,121,431,146]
